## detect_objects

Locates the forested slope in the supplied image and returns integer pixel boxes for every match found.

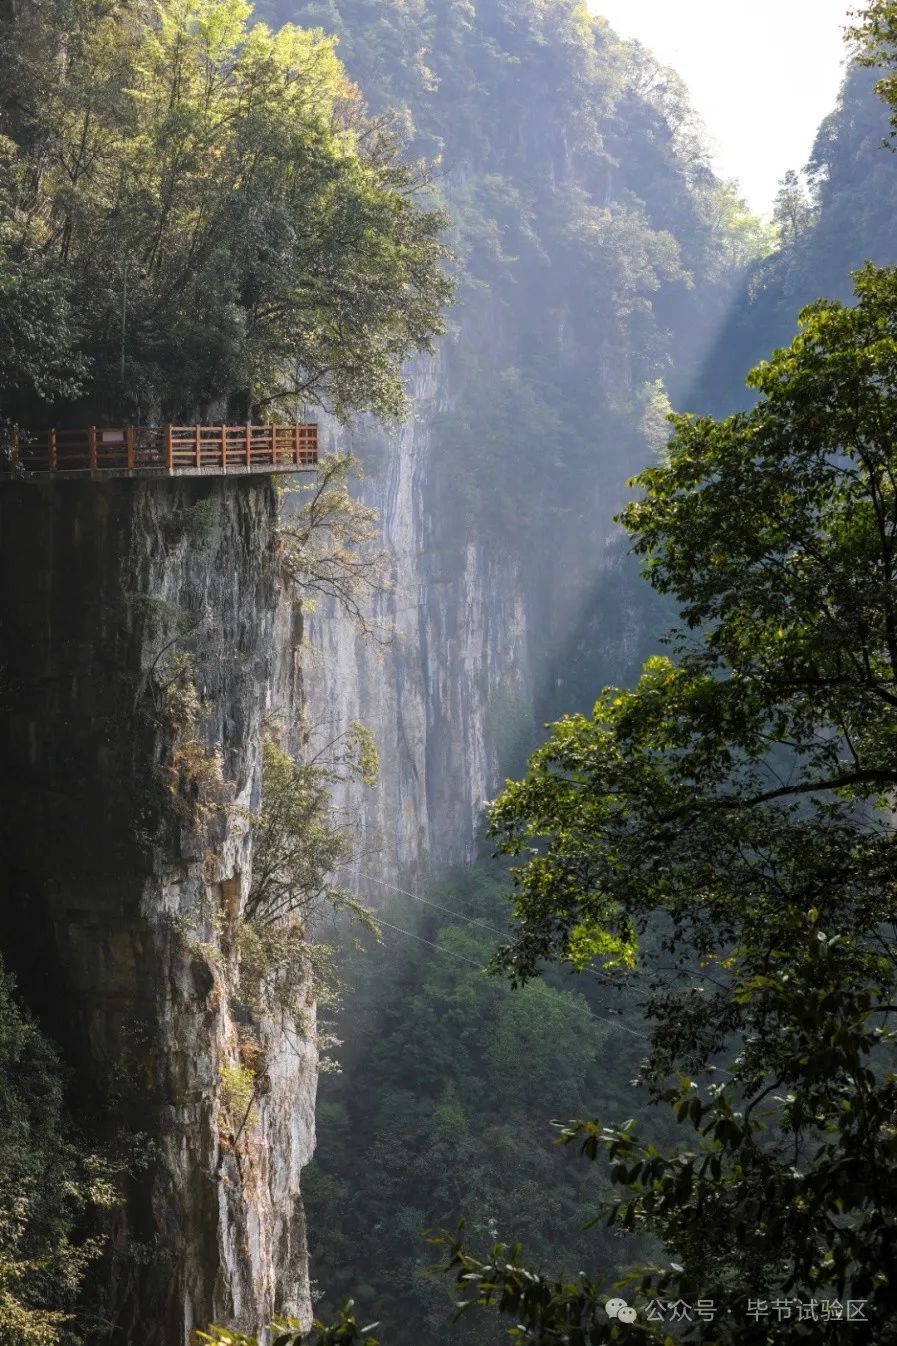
[695,61,897,410]
[274,0,768,716]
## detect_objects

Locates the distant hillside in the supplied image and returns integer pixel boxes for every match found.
[264,0,768,713]
[694,62,897,412]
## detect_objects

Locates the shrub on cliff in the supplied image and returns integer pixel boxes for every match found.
[233,731,379,1034]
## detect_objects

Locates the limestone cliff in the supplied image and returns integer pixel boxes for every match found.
[0,478,315,1344]
[306,353,532,882]
[305,342,648,889]
[273,0,754,894]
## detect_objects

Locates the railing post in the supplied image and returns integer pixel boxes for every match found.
[126,425,135,471]
[49,427,57,472]
[221,424,227,472]
[293,425,300,465]
[245,423,251,468]
[88,425,97,471]
[195,424,201,470]
[164,424,173,473]
[269,424,275,466]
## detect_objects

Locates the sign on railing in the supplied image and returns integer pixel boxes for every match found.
[9,424,318,476]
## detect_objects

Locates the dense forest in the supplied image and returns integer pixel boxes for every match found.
[301,866,652,1343]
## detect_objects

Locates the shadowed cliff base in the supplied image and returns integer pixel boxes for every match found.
[0,478,315,1345]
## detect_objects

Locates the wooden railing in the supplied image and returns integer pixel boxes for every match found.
[8,424,318,476]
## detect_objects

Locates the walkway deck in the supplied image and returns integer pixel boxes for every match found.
[5,424,318,478]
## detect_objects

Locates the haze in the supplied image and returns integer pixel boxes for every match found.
[594,0,855,214]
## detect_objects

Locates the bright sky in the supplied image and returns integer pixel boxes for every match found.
[592,1,855,215]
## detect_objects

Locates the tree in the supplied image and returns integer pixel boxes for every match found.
[245,730,377,929]
[851,0,897,137]
[435,262,897,1342]
[277,454,391,639]
[0,959,116,1346]
[0,0,452,427]
[772,168,813,247]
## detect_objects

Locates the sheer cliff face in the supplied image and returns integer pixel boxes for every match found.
[290,3,751,882]
[305,325,653,884]
[306,353,531,880]
[0,479,314,1344]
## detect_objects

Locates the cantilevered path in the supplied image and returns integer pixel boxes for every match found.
[5,424,318,478]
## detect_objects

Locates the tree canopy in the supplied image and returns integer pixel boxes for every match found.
[0,960,115,1346]
[0,0,452,428]
[851,0,897,135]
[439,261,897,1341]
[300,865,650,1346]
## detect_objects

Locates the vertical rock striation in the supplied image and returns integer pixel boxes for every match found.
[0,477,315,1344]
[304,332,635,890]
[306,352,533,885]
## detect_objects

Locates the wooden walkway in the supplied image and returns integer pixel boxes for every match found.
[6,424,318,478]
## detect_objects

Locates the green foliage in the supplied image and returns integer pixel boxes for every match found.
[218,1060,258,1141]
[0,959,116,1346]
[245,735,376,928]
[227,731,377,1076]
[0,138,86,425]
[695,54,897,414]
[772,169,814,248]
[235,919,320,1029]
[278,455,391,639]
[452,261,897,1339]
[157,649,229,828]
[247,737,349,927]
[198,1301,381,1345]
[437,1230,621,1345]
[0,0,452,425]
[850,0,897,138]
[302,865,648,1346]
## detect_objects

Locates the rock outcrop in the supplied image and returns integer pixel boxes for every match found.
[0,477,314,1344]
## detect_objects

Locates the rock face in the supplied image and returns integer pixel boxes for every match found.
[305,343,638,889]
[0,477,315,1344]
[307,363,532,882]
[281,0,734,891]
